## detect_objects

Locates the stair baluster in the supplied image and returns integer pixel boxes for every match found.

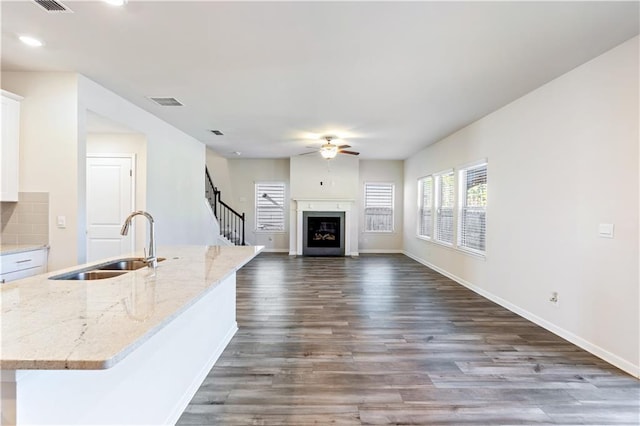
[205,167,246,246]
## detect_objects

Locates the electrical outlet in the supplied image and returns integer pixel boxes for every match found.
[549,291,559,307]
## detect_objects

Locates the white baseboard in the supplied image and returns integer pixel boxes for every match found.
[359,249,404,254]
[287,251,359,257]
[402,251,640,379]
[261,248,289,253]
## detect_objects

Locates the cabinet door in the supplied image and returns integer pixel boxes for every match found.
[1,94,20,201]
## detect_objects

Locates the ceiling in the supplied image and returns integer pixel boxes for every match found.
[2,1,638,159]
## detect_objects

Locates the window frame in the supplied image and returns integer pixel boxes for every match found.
[457,161,487,256]
[433,169,455,246]
[363,182,395,233]
[254,181,287,233]
[417,175,433,240]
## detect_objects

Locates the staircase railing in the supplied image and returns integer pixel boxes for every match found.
[205,167,246,246]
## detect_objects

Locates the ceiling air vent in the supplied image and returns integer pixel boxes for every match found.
[33,0,72,13]
[148,97,183,107]
[210,130,224,136]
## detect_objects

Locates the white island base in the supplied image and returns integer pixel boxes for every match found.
[0,245,256,426]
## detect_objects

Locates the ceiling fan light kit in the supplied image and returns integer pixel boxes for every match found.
[315,135,359,159]
[320,143,339,159]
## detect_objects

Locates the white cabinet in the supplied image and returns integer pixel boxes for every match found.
[1,90,22,202]
[1,248,48,283]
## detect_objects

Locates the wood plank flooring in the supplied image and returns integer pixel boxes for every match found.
[177,253,639,425]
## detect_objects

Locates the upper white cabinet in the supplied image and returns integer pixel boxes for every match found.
[1,90,22,202]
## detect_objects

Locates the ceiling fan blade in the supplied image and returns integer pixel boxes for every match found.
[337,144,351,149]
[299,151,318,156]
[339,150,360,156]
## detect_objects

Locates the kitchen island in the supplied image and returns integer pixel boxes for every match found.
[0,245,262,425]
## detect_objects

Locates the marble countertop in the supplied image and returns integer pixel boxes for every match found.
[0,245,262,370]
[0,244,49,255]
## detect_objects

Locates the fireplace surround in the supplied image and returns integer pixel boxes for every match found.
[291,199,355,256]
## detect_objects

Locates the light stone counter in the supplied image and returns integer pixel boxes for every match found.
[0,245,262,370]
[0,244,48,256]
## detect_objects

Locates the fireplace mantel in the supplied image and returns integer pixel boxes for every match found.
[291,199,356,256]
[293,198,355,211]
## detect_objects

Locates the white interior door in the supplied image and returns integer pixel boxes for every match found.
[86,155,135,262]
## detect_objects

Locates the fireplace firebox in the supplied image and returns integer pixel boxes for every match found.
[303,211,345,256]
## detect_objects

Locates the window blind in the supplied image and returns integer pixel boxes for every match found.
[418,176,433,238]
[435,171,455,244]
[255,182,285,231]
[364,183,394,232]
[458,164,487,252]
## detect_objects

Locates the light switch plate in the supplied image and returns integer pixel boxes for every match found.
[57,215,66,229]
[598,223,614,238]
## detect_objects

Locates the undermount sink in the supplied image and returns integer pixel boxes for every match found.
[97,257,165,271]
[52,270,128,280]
[49,257,165,280]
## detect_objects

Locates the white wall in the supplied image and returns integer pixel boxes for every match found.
[78,75,216,252]
[359,160,404,253]
[290,155,359,200]
[226,158,290,251]
[403,37,639,376]
[2,72,80,270]
[87,133,147,252]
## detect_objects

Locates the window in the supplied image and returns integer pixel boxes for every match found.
[417,176,433,238]
[434,170,455,245]
[255,182,285,231]
[458,163,487,253]
[364,182,394,232]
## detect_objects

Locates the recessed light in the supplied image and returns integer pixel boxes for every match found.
[19,35,43,47]
[103,0,127,6]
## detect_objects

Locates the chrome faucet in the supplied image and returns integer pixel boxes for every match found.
[121,211,157,268]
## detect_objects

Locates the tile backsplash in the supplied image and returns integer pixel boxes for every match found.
[1,192,49,246]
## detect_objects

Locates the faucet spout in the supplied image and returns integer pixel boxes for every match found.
[121,211,157,268]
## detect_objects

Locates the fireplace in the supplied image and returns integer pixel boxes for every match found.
[303,211,345,256]
[292,198,354,257]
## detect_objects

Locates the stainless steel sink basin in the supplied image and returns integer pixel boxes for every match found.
[97,257,165,271]
[49,257,166,280]
[50,270,127,280]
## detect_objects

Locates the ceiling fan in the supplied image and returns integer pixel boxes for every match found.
[302,136,360,159]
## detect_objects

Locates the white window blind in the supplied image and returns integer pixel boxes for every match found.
[435,171,455,245]
[418,176,433,238]
[458,163,487,253]
[364,183,394,232]
[255,182,285,231]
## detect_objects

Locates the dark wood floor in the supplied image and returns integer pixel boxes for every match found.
[178,253,639,425]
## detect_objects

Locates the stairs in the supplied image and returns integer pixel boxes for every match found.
[205,167,246,246]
